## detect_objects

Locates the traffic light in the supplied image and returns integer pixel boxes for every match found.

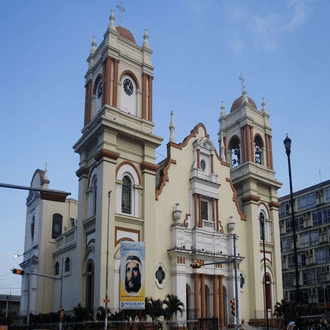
[190,262,201,268]
[12,268,25,275]
[231,298,236,316]
[60,307,64,320]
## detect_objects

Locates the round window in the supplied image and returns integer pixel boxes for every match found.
[201,160,206,170]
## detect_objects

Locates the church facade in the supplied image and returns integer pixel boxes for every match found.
[20,9,283,328]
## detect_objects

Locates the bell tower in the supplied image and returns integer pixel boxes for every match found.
[218,87,283,322]
[73,9,163,311]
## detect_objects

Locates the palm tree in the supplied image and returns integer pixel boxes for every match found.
[163,294,184,322]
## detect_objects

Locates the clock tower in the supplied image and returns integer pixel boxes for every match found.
[73,9,162,311]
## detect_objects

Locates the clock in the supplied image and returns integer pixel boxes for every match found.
[123,78,134,96]
[97,81,102,99]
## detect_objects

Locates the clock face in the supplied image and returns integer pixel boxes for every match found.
[97,81,102,99]
[123,78,134,96]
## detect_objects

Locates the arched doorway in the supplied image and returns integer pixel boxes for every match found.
[85,260,94,311]
[263,273,272,318]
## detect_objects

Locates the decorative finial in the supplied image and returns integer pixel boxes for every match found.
[143,28,150,49]
[262,97,267,113]
[116,0,126,27]
[44,163,48,181]
[241,86,248,104]
[239,72,245,92]
[221,101,226,117]
[109,9,116,30]
[169,110,175,143]
[90,36,97,54]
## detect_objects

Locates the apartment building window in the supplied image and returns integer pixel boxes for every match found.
[313,210,323,226]
[302,269,315,285]
[301,230,319,248]
[279,202,289,217]
[283,273,294,288]
[315,247,330,264]
[286,219,292,233]
[325,187,330,202]
[296,216,304,230]
[312,207,330,226]
[281,237,292,252]
[297,192,316,212]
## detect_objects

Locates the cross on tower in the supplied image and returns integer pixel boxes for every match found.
[116,0,126,27]
[239,72,245,92]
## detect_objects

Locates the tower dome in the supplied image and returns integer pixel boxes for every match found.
[230,95,257,113]
[116,26,136,43]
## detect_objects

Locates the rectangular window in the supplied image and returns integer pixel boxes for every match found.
[298,253,306,267]
[325,187,330,202]
[315,247,327,264]
[281,237,292,252]
[297,192,316,212]
[283,273,294,288]
[286,219,292,233]
[313,210,323,226]
[279,202,290,217]
[302,269,315,285]
[310,230,319,246]
[201,201,208,220]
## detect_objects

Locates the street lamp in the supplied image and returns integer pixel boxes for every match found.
[228,216,240,330]
[260,213,269,330]
[284,134,301,328]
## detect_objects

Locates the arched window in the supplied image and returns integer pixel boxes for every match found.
[259,212,265,240]
[116,163,140,217]
[255,135,264,165]
[52,213,63,239]
[31,216,35,242]
[93,177,97,216]
[94,79,102,115]
[87,169,98,218]
[122,176,132,214]
[65,257,70,272]
[229,136,240,167]
[55,261,59,275]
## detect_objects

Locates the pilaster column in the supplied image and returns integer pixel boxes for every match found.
[211,153,214,173]
[265,134,270,168]
[213,275,219,319]
[240,126,245,163]
[219,275,224,328]
[198,194,202,228]
[194,274,200,319]
[142,73,147,119]
[112,59,119,108]
[246,125,251,161]
[268,134,273,170]
[105,56,112,105]
[197,148,200,168]
[102,60,106,106]
[194,194,198,228]
[84,80,91,126]
[212,199,216,230]
[201,274,206,318]
[148,75,153,121]
[250,125,254,162]
[216,199,219,231]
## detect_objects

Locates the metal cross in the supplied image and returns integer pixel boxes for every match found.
[116,0,126,27]
[239,72,245,92]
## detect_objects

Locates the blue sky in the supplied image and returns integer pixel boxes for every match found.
[1,0,330,296]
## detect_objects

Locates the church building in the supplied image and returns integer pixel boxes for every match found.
[20,8,283,328]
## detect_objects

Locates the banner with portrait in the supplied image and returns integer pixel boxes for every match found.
[120,241,145,310]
